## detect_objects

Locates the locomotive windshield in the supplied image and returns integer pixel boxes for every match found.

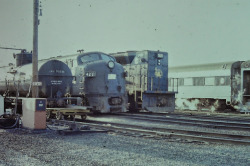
[77,52,116,65]
[78,53,99,64]
[101,53,115,62]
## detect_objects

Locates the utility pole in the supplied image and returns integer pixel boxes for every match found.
[32,0,39,98]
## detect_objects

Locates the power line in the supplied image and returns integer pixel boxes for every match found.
[0,47,26,51]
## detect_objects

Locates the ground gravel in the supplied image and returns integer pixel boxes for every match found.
[0,128,249,166]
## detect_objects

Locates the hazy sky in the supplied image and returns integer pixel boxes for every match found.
[0,0,250,67]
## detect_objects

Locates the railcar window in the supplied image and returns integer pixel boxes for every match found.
[220,78,225,84]
[184,78,193,86]
[193,77,205,86]
[169,78,182,87]
[178,78,184,86]
[205,77,215,86]
[215,76,230,86]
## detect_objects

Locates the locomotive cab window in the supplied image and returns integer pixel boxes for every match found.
[132,52,148,65]
[77,53,100,65]
[101,53,116,62]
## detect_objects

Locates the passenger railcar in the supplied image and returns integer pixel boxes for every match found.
[111,50,175,112]
[168,61,250,113]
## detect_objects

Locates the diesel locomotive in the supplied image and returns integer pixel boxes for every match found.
[168,60,250,113]
[111,50,175,112]
[0,50,127,118]
[46,51,128,114]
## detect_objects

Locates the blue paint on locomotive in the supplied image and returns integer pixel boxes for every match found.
[111,50,175,112]
[71,52,127,113]
[145,51,168,92]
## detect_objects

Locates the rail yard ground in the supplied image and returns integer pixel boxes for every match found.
[0,127,249,166]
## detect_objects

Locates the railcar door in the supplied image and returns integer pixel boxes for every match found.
[230,62,242,106]
[242,70,250,104]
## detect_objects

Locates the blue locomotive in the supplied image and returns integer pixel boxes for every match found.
[0,50,127,118]
[42,51,128,114]
[111,50,175,112]
[56,52,128,113]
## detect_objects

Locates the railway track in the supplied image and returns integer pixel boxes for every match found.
[112,113,250,131]
[48,116,250,145]
[145,111,250,122]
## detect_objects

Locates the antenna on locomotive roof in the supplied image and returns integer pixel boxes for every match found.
[77,49,84,53]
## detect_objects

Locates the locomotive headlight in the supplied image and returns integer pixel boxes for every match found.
[157,53,164,59]
[107,61,115,69]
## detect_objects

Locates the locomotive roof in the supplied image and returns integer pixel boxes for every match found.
[39,51,110,62]
[110,50,166,54]
[39,53,79,62]
[110,50,168,65]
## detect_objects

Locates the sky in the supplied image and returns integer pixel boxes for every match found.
[0,0,250,67]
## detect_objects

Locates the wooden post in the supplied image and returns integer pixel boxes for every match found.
[32,0,39,98]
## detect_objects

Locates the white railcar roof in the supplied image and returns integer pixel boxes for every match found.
[169,61,241,77]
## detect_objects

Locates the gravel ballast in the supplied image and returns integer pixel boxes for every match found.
[0,129,249,166]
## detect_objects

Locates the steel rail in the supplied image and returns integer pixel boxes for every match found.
[113,113,250,131]
[49,119,250,145]
[134,111,250,122]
